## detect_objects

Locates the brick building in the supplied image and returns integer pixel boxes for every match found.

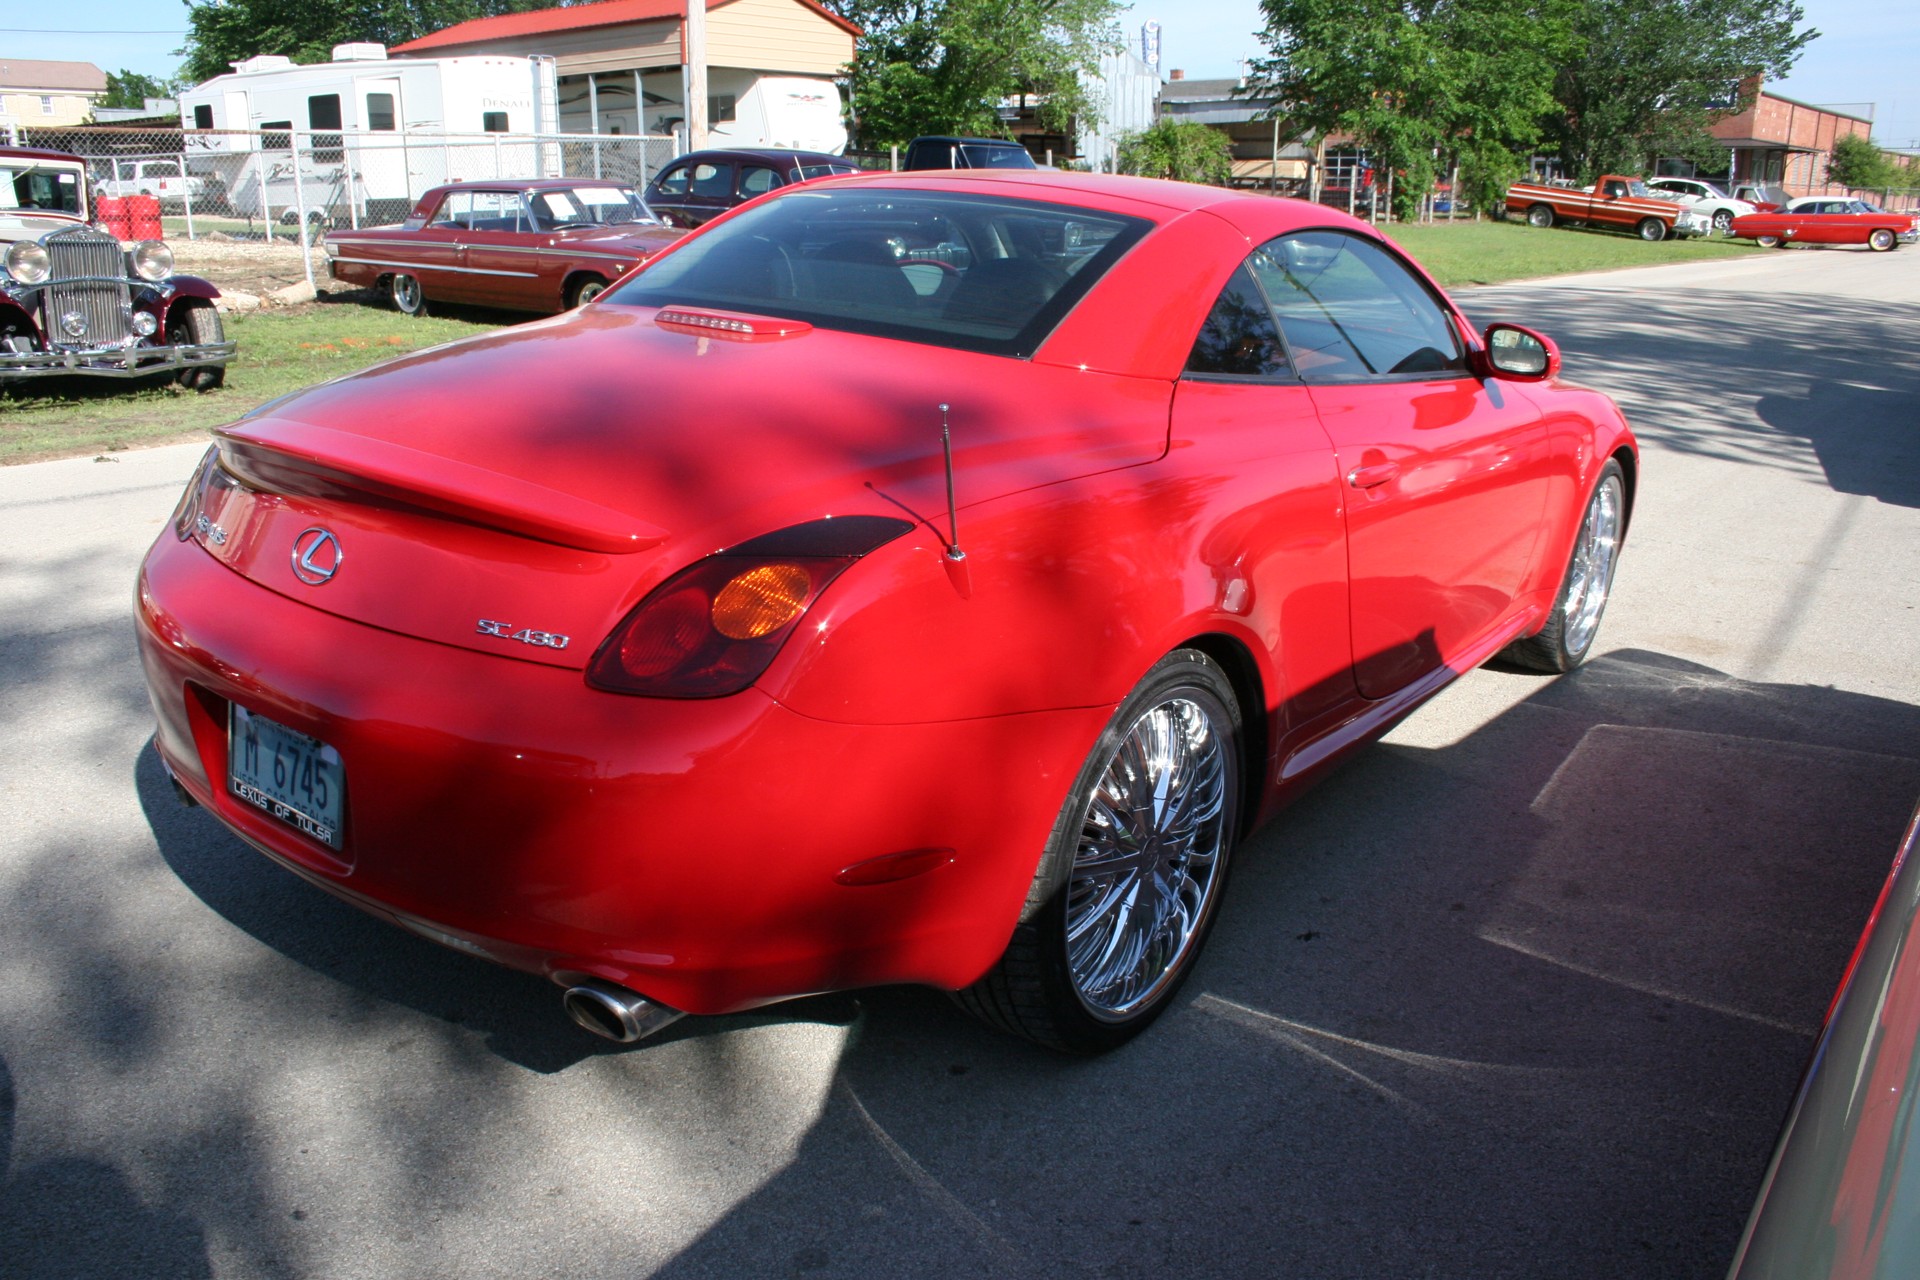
[1698,75,1872,199]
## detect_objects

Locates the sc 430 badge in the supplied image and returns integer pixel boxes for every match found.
[477,620,570,649]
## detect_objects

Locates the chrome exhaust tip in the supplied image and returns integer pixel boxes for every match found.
[562,981,684,1043]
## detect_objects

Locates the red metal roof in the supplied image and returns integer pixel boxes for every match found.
[391,0,859,53]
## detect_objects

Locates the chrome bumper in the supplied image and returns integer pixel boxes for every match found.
[0,340,236,381]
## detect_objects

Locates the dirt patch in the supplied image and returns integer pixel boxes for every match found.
[170,239,326,300]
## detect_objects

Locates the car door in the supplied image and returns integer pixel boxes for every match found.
[647,157,734,228]
[1248,230,1551,699]
[1167,262,1356,733]
[455,189,547,308]
[409,191,474,301]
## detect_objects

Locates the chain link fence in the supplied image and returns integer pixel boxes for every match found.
[7,124,680,286]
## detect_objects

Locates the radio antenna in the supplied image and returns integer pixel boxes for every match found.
[940,402,964,562]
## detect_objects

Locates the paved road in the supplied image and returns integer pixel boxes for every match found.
[3,245,1918,1279]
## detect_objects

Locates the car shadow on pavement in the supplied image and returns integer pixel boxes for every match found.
[639,648,1920,1280]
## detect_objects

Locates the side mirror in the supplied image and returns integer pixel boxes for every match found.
[1480,323,1559,381]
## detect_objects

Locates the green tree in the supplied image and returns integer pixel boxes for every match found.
[100,69,178,110]
[1115,119,1232,184]
[1825,133,1905,192]
[1249,0,1576,219]
[821,0,1122,148]
[1546,0,1817,181]
[177,1,554,84]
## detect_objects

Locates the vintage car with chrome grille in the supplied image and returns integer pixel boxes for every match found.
[321,178,684,315]
[2,146,233,388]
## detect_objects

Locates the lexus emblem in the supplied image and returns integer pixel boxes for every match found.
[290,527,343,585]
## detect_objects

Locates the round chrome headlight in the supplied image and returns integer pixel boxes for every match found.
[132,239,175,282]
[5,240,51,286]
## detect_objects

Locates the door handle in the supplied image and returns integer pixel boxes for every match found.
[1347,463,1398,490]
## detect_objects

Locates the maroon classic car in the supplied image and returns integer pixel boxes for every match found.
[1730,198,1919,251]
[322,179,683,315]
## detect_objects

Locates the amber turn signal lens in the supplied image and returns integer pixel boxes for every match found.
[711,563,812,640]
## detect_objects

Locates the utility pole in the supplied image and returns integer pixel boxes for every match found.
[687,0,709,149]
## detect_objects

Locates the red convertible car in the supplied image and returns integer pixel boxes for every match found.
[1730,198,1919,251]
[321,178,683,314]
[139,172,1637,1054]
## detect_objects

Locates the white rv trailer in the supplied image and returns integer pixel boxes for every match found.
[556,72,846,155]
[177,45,562,223]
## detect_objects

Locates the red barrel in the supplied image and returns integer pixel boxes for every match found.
[127,194,163,240]
[96,195,132,240]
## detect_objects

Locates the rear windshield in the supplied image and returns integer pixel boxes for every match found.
[608,187,1151,357]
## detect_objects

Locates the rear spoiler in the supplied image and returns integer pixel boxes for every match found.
[215,420,668,554]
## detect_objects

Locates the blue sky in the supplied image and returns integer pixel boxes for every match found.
[7,0,1915,148]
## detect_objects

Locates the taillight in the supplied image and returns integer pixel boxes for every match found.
[171,446,219,540]
[587,515,914,698]
[172,445,243,545]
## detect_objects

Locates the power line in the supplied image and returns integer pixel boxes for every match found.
[0,28,188,35]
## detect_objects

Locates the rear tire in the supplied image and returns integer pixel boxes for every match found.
[1712,209,1734,234]
[953,649,1243,1054]
[1527,204,1555,229]
[1755,234,1782,248]
[1502,460,1626,673]
[1637,217,1667,242]
[168,303,226,392]
[1869,228,1896,252]
[567,275,608,308]
[389,273,427,316]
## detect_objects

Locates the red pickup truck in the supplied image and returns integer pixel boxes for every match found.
[1506,175,1712,241]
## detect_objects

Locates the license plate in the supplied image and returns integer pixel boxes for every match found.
[228,704,345,850]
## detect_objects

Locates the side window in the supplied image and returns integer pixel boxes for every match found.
[1603,180,1627,198]
[1247,231,1466,384]
[690,163,731,199]
[653,163,692,198]
[192,104,214,130]
[482,111,509,133]
[738,166,784,198]
[1185,264,1291,379]
[366,93,396,131]
[428,192,473,228]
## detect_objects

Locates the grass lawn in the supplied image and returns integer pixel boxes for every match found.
[1,303,498,465]
[1384,217,1768,287]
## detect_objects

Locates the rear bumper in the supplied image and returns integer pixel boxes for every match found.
[0,339,234,380]
[135,531,1106,1014]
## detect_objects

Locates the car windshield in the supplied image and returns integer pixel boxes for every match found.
[608,187,1151,357]
[3,162,85,215]
[526,185,659,228]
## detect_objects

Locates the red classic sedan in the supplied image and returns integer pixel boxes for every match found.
[1730,198,1919,251]
[139,172,1637,1054]
[321,178,684,314]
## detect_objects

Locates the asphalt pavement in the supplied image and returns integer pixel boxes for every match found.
[2,243,1918,1279]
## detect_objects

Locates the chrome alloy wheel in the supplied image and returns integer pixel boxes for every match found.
[1066,693,1232,1020]
[1561,472,1624,658]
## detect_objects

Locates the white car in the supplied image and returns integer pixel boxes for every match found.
[1645,177,1758,234]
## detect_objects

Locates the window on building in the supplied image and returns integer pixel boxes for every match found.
[483,112,509,133]
[366,93,395,131]
[41,96,56,116]
[193,104,214,130]
[708,94,737,124]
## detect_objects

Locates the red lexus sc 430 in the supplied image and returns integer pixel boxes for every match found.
[137,172,1636,1053]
